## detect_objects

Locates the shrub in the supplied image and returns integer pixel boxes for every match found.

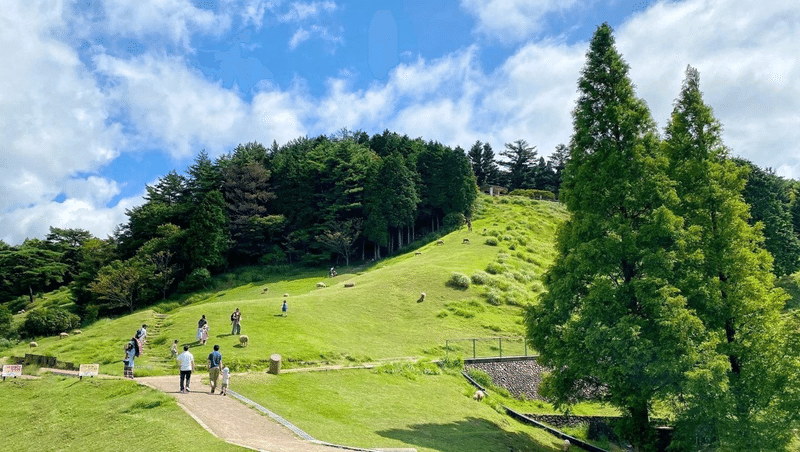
[471,271,490,285]
[22,308,81,337]
[486,262,506,275]
[447,272,471,290]
[485,237,499,246]
[178,268,211,293]
[443,212,466,231]
[484,290,501,306]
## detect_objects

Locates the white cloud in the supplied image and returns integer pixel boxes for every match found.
[616,0,800,176]
[96,0,232,48]
[460,0,582,42]
[0,1,123,243]
[288,25,343,50]
[289,28,311,49]
[278,1,337,22]
[94,53,253,159]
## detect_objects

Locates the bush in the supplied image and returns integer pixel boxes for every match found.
[178,268,212,293]
[471,271,490,285]
[22,307,81,337]
[508,188,556,201]
[447,272,471,290]
[486,262,506,275]
[485,237,499,246]
[443,212,466,231]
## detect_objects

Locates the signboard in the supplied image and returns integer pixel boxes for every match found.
[78,364,99,379]
[2,364,22,380]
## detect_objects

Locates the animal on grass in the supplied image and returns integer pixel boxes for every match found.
[316,282,327,288]
[262,287,269,293]
[72,330,82,335]
[462,238,470,244]
[436,239,444,245]
[415,251,422,255]
[562,439,572,451]
[473,390,485,401]
[344,282,355,288]
[29,341,38,348]
[417,292,426,303]
[283,293,289,297]
[59,332,69,339]
[17,309,25,314]
[239,335,249,347]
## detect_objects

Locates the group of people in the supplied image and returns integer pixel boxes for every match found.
[122,324,148,379]
[174,343,230,395]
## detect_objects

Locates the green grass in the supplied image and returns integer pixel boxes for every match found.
[0,374,244,452]
[1,195,587,451]
[232,364,566,452]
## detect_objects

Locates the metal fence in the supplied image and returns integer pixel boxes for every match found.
[445,337,531,359]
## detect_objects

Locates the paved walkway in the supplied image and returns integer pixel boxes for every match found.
[137,375,376,452]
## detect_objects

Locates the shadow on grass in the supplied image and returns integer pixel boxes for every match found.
[377,417,552,452]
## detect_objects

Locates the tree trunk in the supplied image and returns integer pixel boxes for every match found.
[28,285,34,305]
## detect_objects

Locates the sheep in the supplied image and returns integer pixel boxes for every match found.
[59,332,69,339]
[262,287,269,293]
[562,439,572,451]
[283,293,289,297]
[415,251,422,255]
[436,239,444,245]
[17,309,25,314]
[72,330,82,335]
[29,341,38,348]
[417,292,426,303]
[344,282,355,288]
[462,238,470,244]
[239,335,249,347]
[472,390,485,401]
[316,282,327,289]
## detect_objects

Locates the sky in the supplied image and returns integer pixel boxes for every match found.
[1,0,799,245]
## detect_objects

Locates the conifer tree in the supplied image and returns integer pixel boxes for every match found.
[664,66,800,451]
[526,24,702,451]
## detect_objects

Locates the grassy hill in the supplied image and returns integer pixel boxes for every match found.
[2,194,592,452]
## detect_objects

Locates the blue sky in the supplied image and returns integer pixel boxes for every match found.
[1,0,799,244]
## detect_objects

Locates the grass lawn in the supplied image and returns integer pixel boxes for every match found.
[232,363,566,452]
[0,374,245,452]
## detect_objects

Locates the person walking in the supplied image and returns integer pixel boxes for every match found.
[176,345,195,393]
[281,300,288,317]
[220,366,230,396]
[230,308,241,335]
[135,324,147,353]
[196,315,207,344]
[123,338,137,379]
[170,339,179,358]
[207,344,223,394]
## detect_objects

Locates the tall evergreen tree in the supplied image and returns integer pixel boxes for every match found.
[664,66,800,451]
[526,24,702,451]
[468,140,499,187]
[498,139,537,190]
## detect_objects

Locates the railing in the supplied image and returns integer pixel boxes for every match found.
[445,336,530,359]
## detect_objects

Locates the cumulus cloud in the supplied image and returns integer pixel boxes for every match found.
[460,0,582,42]
[278,0,337,22]
[0,2,123,242]
[616,0,800,176]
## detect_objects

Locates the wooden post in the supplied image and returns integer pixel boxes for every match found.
[269,354,281,375]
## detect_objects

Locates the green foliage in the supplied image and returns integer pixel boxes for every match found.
[178,267,212,293]
[443,212,466,231]
[22,307,80,337]
[484,237,499,246]
[447,272,471,290]
[508,189,556,201]
[471,271,490,285]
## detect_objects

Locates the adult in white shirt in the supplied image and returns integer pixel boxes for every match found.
[176,345,195,393]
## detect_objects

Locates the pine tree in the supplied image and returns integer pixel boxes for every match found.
[526,24,702,451]
[664,66,800,451]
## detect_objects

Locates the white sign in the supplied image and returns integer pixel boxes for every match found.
[2,364,22,379]
[78,363,99,379]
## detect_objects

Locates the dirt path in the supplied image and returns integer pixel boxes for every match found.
[137,375,370,452]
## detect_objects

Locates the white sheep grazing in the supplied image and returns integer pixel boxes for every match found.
[30,341,38,348]
[316,282,327,289]
[59,332,69,339]
[417,292,426,303]
[17,309,25,314]
[436,239,444,245]
[562,439,572,451]
[239,335,249,347]
[283,293,289,298]
[473,390,485,401]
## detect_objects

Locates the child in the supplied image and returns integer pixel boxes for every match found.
[281,300,288,317]
[170,339,179,358]
[200,324,209,345]
[220,366,230,396]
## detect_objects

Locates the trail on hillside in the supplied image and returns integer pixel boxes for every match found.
[137,375,368,452]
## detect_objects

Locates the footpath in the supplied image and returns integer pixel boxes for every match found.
[38,368,410,452]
